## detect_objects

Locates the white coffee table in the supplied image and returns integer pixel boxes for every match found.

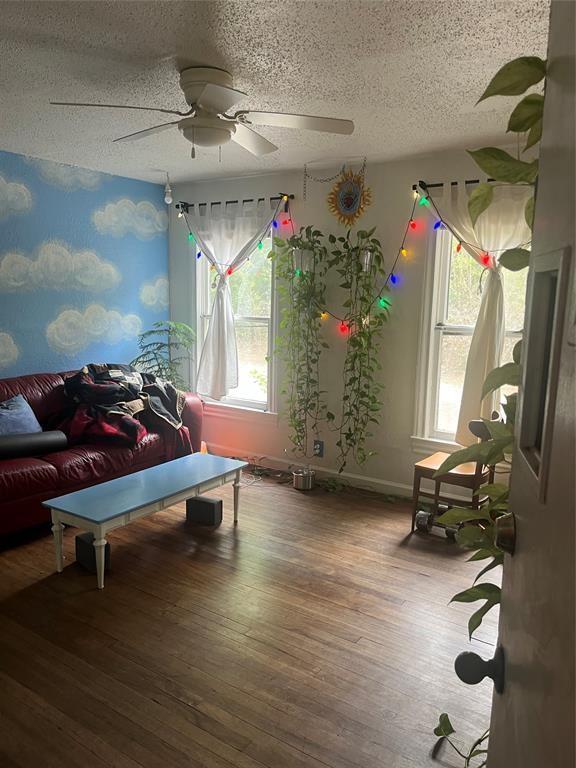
[43,453,248,589]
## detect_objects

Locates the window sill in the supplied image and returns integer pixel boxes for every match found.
[410,434,460,456]
[202,400,278,421]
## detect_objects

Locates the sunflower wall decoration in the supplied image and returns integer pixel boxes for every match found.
[327,169,372,226]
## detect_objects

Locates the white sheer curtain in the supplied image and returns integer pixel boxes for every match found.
[187,199,275,400]
[431,183,532,445]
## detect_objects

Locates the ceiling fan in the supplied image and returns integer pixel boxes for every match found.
[50,66,354,157]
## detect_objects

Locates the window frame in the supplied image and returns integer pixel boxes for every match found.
[195,230,277,412]
[414,229,522,445]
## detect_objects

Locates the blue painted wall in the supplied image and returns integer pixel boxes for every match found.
[0,150,169,378]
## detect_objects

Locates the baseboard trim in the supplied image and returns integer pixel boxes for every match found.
[204,441,414,498]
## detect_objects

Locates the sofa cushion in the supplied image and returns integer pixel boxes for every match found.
[131,431,166,466]
[0,458,59,500]
[0,394,43,435]
[43,445,134,487]
[0,373,67,427]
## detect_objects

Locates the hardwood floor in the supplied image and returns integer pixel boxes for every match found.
[0,478,498,768]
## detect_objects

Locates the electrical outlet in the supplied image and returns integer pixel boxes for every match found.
[313,440,324,458]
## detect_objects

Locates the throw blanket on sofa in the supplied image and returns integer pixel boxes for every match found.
[57,363,192,456]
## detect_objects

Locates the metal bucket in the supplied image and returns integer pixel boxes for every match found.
[292,469,315,491]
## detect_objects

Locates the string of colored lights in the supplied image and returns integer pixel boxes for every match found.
[315,195,418,329]
[176,195,289,270]
[415,182,531,266]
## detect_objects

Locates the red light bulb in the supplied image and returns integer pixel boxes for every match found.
[227,267,233,276]
[409,219,416,230]
[282,218,290,226]
[339,322,348,335]
[456,242,462,253]
[481,253,491,267]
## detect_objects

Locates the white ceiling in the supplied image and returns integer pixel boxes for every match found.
[0,0,550,184]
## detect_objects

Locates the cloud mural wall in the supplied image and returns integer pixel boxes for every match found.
[0,150,168,375]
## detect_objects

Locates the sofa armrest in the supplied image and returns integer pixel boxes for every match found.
[181,392,203,452]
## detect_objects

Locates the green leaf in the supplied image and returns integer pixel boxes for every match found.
[433,713,455,738]
[512,339,522,364]
[498,248,530,271]
[507,94,545,132]
[468,547,501,561]
[483,418,513,440]
[436,507,491,526]
[478,56,546,102]
[481,483,509,500]
[467,148,538,184]
[474,555,504,583]
[502,392,517,425]
[451,582,501,604]
[482,362,522,399]
[468,183,494,227]
[434,441,500,476]
[468,600,498,639]
[456,525,494,550]
[525,195,535,229]
[524,118,543,151]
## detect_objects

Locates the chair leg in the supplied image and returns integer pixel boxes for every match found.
[411,470,421,532]
[433,480,441,519]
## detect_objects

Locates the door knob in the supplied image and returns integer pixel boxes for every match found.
[494,512,516,555]
[454,646,505,694]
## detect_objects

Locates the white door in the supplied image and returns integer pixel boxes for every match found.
[487,1,575,766]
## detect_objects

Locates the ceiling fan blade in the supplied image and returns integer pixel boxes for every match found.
[231,123,278,156]
[236,111,354,135]
[113,121,179,143]
[196,83,247,113]
[50,101,192,117]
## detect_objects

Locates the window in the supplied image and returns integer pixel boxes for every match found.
[416,229,526,441]
[197,233,275,410]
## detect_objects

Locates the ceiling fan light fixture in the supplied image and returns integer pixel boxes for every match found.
[178,115,236,148]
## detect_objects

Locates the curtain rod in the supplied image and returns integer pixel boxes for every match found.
[412,178,495,191]
[176,193,294,213]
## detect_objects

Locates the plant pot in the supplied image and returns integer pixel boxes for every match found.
[292,469,315,491]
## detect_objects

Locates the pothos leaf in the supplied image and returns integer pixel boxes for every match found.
[507,93,545,132]
[468,183,494,228]
[524,119,543,152]
[467,148,538,184]
[498,248,530,271]
[477,56,546,102]
[433,713,455,738]
[482,362,522,399]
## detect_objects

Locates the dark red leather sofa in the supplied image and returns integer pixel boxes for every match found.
[0,371,203,536]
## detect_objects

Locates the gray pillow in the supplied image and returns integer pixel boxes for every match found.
[0,394,42,436]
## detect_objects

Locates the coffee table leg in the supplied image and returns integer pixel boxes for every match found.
[93,536,107,589]
[233,470,241,525]
[51,512,64,573]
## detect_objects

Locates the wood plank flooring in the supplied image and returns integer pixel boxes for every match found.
[0,478,498,768]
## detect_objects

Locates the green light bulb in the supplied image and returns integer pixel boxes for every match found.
[188,232,195,242]
[258,241,263,250]
[295,268,303,277]
[418,197,430,207]
[378,297,391,309]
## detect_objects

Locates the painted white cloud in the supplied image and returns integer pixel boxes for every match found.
[92,199,168,240]
[140,276,169,311]
[46,304,142,355]
[0,241,121,293]
[27,157,102,191]
[0,174,32,219]
[0,332,19,368]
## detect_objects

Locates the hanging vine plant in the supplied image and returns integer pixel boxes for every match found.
[272,227,330,457]
[327,228,389,472]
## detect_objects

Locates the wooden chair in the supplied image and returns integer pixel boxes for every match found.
[410,420,496,533]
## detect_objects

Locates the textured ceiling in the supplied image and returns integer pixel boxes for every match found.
[0,0,550,183]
